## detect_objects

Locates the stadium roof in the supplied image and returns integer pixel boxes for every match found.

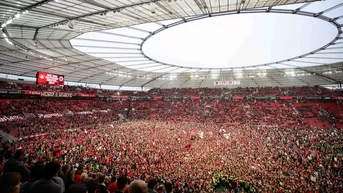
[0,0,343,88]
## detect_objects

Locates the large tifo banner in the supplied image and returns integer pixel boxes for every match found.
[214,80,240,86]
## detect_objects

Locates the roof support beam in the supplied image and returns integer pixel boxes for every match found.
[39,0,166,29]
[33,28,39,40]
[198,70,211,87]
[135,64,164,70]
[72,45,139,50]
[18,59,100,76]
[243,68,259,87]
[155,2,174,15]
[124,62,156,67]
[99,67,131,84]
[305,57,343,60]
[141,74,167,87]
[280,63,341,84]
[79,0,110,9]
[193,0,208,14]
[73,38,140,46]
[178,69,201,88]
[158,69,191,88]
[269,66,310,86]
[266,75,282,86]
[179,77,191,88]
[293,2,313,14]
[119,70,156,87]
[315,2,343,17]
[8,24,71,32]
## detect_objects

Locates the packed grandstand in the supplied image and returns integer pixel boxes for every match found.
[0,79,343,193]
[1,0,343,192]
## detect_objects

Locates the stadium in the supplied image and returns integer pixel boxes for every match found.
[0,0,343,192]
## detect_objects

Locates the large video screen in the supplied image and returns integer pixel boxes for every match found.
[36,72,64,86]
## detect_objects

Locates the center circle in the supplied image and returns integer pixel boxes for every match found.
[142,13,337,69]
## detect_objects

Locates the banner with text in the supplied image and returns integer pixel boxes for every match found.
[214,80,240,86]
[0,115,25,123]
[233,96,244,100]
[109,95,129,99]
[190,96,200,100]
[24,91,73,98]
[280,96,293,100]
[77,93,96,97]
[153,96,163,100]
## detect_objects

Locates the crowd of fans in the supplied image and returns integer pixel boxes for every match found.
[2,98,342,138]
[0,80,145,96]
[148,86,341,97]
[1,79,343,97]
[0,80,343,192]
[0,99,109,116]
[0,120,342,192]
[0,99,128,137]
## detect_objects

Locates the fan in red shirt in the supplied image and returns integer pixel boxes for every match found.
[107,176,118,193]
[74,165,83,183]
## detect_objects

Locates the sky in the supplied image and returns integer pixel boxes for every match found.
[143,12,336,68]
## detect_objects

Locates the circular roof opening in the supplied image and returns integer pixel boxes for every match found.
[142,13,337,69]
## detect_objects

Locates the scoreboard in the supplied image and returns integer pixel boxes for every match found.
[36,72,64,86]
